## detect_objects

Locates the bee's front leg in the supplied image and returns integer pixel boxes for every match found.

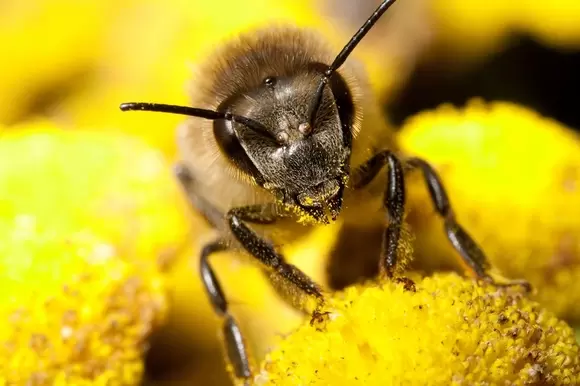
[174,162,325,382]
[226,205,324,299]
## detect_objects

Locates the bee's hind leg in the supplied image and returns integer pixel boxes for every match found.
[199,239,253,381]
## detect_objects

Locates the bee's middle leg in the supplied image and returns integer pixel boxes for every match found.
[352,150,405,277]
[174,163,225,228]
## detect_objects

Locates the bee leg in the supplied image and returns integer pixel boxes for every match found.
[175,161,321,296]
[227,205,325,300]
[405,157,531,291]
[173,164,253,381]
[175,163,323,376]
[200,239,253,382]
[352,150,405,277]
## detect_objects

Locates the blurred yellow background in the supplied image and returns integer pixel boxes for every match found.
[1,0,580,385]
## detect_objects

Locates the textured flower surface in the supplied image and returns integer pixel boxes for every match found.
[399,101,580,321]
[0,123,192,384]
[257,273,580,385]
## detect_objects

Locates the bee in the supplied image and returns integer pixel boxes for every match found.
[120,0,529,381]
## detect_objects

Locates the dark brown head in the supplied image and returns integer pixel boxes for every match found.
[212,63,354,223]
[119,0,400,224]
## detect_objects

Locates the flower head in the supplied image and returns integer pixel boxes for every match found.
[258,273,580,385]
[0,123,192,384]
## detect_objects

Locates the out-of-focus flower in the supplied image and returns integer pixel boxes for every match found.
[0,119,333,385]
[398,101,580,321]
[516,0,580,49]
[0,0,142,125]
[314,0,434,102]
[0,122,193,384]
[1,0,324,157]
[257,272,580,385]
[316,0,580,79]
[428,0,514,62]
[431,0,580,62]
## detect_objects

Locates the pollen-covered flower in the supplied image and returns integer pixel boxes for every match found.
[398,101,580,321]
[0,122,193,384]
[257,273,580,385]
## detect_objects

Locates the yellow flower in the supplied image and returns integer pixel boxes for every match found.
[430,0,514,60]
[0,0,141,125]
[514,0,580,49]
[398,101,580,321]
[258,273,580,385]
[430,0,580,62]
[0,122,193,384]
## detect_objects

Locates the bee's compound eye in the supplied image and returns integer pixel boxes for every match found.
[213,119,263,181]
[263,76,277,87]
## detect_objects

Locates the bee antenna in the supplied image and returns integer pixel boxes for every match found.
[119,102,270,134]
[308,0,400,126]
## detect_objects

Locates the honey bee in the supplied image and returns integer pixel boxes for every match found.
[120,0,529,381]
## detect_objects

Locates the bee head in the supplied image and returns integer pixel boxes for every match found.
[212,68,354,224]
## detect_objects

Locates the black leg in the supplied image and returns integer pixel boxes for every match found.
[352,150,406,277]
[175,162,326,380]
[227,206,324,299]
[200,239,252,381]
[405,157,530,290]
[353,150,530,290]
[352,152,530,290]
[175,163,323,299]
